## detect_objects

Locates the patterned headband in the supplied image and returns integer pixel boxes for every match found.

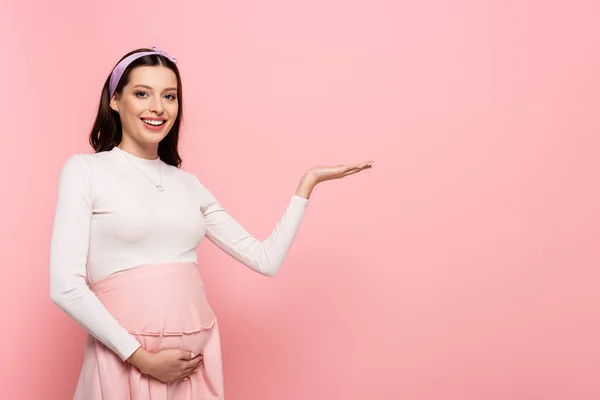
[109,46,177,98]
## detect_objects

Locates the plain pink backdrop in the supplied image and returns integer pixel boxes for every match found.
[1,0,599,399]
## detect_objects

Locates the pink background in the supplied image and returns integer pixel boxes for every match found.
[1,0,599,399]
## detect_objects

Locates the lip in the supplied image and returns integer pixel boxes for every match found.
[140,117,166,121]
[141,117,167,131]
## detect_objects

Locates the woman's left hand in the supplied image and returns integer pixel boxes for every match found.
[307,160,374,184]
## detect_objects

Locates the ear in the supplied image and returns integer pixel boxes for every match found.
[109,94,119,112]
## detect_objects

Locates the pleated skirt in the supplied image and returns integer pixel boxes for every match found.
[73,263,224,399]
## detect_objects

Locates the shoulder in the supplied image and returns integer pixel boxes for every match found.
[57,150,117,185]
[176,167,217,202]
[60,150,114,169]
[55,153,98,196]
[177,167,207,191]
[59,153,92,176]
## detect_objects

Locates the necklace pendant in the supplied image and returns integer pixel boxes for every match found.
[156,185,164,192]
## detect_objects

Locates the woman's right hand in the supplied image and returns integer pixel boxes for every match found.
[127,347,203,383]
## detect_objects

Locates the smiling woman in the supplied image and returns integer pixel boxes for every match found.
[89,47,184,167]
[49,46,372,400]
[109,69,179,150]
[50,46,312,400]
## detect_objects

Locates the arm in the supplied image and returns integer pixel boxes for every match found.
[197,174,317,277]
[49,155,142,361]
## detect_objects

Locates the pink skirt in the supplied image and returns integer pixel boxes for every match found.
[73,263,224,399]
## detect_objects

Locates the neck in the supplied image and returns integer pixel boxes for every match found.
[118,138,159,160]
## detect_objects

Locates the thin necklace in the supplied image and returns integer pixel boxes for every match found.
[120,150,164,192]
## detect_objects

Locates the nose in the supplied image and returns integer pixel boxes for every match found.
[149,96,164,114]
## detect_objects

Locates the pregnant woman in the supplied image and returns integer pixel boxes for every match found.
[49,46,373,399]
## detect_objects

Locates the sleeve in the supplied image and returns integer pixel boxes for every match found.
[49,155,142,361]
[196,178,310,277]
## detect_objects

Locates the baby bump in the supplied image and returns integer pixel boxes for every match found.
[91,262,217,355]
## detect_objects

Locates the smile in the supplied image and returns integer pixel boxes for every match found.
[141,118,166,126]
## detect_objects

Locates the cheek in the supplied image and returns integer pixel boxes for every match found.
[129,102,147,117]
[120,101,143,121]
[167,102,179,116]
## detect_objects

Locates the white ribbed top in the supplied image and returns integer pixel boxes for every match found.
[49,146,310,360]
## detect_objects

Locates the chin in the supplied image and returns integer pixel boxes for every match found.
[143,133,168,142]
[138,130,170,144]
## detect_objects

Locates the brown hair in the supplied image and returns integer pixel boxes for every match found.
[88,48,184,167]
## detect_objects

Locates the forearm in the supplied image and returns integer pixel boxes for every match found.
[201,173,315,276]
[50,278,141,361]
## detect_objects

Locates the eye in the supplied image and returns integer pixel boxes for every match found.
[164,94,177,101]
[135,91,149,98]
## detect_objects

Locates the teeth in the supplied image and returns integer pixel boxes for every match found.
[142,119,165,126]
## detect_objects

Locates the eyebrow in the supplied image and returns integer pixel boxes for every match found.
[132,84,178,92]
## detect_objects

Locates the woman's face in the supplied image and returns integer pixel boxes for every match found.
[110,65,179,148]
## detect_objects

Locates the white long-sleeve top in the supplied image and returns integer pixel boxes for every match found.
[49,146,309,361]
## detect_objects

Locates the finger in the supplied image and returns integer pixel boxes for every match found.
[342,168,360,176]
[342,165,371,176]
[183,355,203,369]
[182,365,198,375]
[344,160,374,170]
[179,350,194,360]
[353,163,373,171]
[182,350,203,360]
[178,365,199,381]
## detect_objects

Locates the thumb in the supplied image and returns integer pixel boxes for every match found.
[180,350,195,360]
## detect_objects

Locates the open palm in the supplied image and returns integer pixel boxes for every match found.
[308,160,374,183]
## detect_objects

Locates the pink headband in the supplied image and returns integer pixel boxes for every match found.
[109,46,177,98]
